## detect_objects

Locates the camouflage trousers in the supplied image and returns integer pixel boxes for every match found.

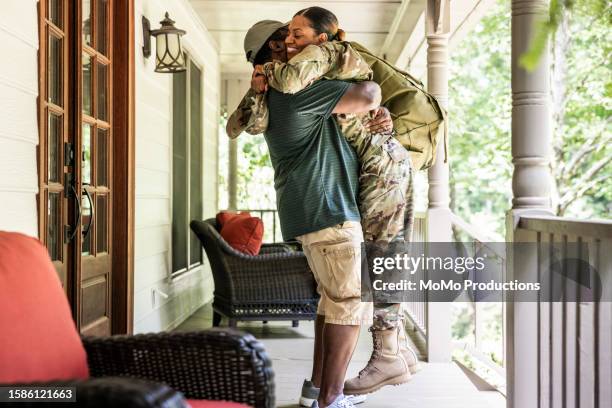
[373,302,403,330]
[359,147,414,331]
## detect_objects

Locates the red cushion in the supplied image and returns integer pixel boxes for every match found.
[187,400,250,408]
[0,232,89,383]
[216,211,250,228]
[218,213,264,256]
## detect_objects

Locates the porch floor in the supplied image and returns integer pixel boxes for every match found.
[175,305,505,408]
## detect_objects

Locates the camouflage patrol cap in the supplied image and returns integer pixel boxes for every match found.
[244,20,287,63]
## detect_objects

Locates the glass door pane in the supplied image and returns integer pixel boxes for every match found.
[97,62,108,121]
[48,192,62,261]
[82,124,92,185]
[82,0,92,47]
[82,192,92,256]
[96,0,108,55]
[48,33,62,105]
[82,124,93,256]
[96,195,108,253]
[82,53,93,115]
[96,128,108,186]
[48,0,62,28]
[48,113,62,182]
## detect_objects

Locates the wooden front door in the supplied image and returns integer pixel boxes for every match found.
[78,0,113,336]
[38,0,70,292]
[39,0,114,336]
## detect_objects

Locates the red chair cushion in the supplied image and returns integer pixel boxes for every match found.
[217,212,264,256]
[216,211,250,228]
[187,400,250,408]
[0,232,89,383]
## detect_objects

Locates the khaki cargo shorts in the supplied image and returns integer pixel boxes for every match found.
[297,221,373,326]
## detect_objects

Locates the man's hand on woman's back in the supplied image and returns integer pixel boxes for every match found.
[364,107,393,134]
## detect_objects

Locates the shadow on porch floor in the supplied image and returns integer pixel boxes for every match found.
[175,304,505,408]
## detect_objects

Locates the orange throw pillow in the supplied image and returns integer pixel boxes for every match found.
[218,213,263,256]
[216,211,251,228]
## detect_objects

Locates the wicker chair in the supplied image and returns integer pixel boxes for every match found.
[190,219,319,328]
[0,231,275,408]
[81,329,274,407]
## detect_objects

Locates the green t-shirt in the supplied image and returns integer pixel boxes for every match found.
[264,80,361,240]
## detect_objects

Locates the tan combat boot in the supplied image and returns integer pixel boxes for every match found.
[398,323,421,374]
[344,327,411,395]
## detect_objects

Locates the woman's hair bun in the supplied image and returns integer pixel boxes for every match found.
[335,28,346,41]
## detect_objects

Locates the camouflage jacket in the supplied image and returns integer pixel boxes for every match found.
[225,88,268,140]
[225,41,372,137]
[261,41,372,93]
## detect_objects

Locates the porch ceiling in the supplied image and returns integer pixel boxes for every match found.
[190,0,496,78]
[190,0,425,76]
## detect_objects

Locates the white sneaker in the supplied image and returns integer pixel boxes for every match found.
[300,379,366,406]
[347,394,367,404]
[327,394,357,408]
[311,394,357,408]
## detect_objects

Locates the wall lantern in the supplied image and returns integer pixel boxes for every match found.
[142,12,187,73]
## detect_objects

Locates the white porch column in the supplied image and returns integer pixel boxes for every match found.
[507,1,553,407]
[225,78,250,210]
[426,0,451,213]
[510,1,553,212]
[425,0,452,363]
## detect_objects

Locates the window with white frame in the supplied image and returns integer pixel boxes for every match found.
[172,55,203,275]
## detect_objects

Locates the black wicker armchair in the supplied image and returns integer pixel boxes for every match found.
[190,219,319,327]
[0,231,274,408]
[80,329,275,407]
[2,330,275,408]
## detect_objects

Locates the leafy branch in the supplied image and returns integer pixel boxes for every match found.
[556,121,611,182]
[520,0,611,71]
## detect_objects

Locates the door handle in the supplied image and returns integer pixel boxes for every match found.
[66,183,82,243]
[82,183,94,240]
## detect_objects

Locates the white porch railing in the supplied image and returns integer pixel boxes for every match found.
[405,212,507,383]
[405,213,428,335]
[450,212,507,390]
[507,214,612,408]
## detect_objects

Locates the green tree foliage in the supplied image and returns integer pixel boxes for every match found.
[521,0,611,70]
[235,134,277,209]
[449,0,512,238]
[217,114,277,211]
[449,0,611,237]
[551,1,611,216]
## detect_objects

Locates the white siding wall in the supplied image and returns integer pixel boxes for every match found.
[134,0,220,333]
[0,0,39,237]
